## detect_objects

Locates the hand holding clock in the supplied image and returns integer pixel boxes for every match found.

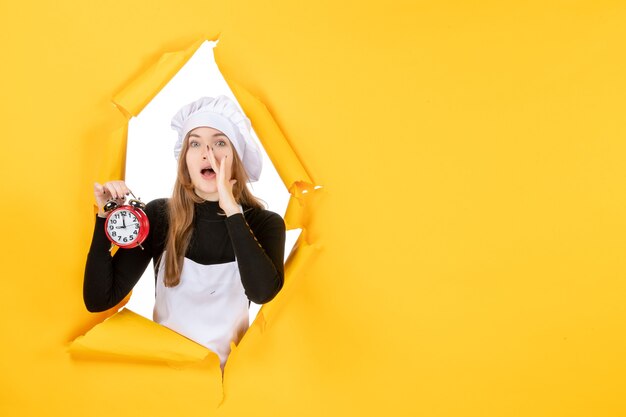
[94,180,132,218]
[94,180,149,249]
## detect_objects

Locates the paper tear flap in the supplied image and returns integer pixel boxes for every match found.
[68,308,219,367]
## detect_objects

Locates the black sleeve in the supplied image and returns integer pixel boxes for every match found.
[82,201,162,312]
[224,210,286,304]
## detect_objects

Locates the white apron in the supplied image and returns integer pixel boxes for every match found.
[153,252,249,369]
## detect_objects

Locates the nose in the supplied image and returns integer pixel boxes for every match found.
[201,144,210,159]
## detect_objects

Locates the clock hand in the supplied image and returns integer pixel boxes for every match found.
[122,217,127,228]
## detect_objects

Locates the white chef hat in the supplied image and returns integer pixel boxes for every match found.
[171,95,263,182]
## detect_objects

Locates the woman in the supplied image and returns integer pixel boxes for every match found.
[83,96,286,369]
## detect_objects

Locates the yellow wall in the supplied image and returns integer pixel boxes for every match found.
[1,1,625,416]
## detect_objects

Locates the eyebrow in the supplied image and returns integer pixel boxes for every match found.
[188,132,228,138]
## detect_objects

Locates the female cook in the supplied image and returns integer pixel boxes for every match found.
[83,95,286,369]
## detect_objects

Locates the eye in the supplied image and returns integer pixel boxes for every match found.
[189,140,200,147]
[215,140,226,146]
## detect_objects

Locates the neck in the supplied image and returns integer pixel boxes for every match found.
[193,189,219,202]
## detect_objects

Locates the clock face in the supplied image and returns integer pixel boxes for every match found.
[105,208,142,246]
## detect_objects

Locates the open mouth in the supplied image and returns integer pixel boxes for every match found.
[200,167,216,178]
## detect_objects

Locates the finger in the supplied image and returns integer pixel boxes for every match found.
[118,181,131,196]
[222,155,231,182]
[111,182,126,200]
[225,153,234,180]
[105,182,123,200]
[94,183,108,208]
[104,183,116,199]
[221,155,230,182]
[94,182,105,195]
[216,154,225,185]
[208,146,219,174]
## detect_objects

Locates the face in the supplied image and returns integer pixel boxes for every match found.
[185,126,234,201]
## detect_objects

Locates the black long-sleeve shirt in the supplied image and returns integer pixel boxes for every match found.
[83,198,286,312]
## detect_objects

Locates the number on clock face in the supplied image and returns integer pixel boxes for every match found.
[106,209,140,246]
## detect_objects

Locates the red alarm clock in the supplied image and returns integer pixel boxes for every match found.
[103,195,150,249]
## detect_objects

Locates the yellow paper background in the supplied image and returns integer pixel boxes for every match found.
[1,1,626,416]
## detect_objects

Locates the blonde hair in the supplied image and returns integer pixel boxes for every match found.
[162,132,266,287]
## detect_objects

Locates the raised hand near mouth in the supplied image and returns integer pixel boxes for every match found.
[207,146,240,216]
